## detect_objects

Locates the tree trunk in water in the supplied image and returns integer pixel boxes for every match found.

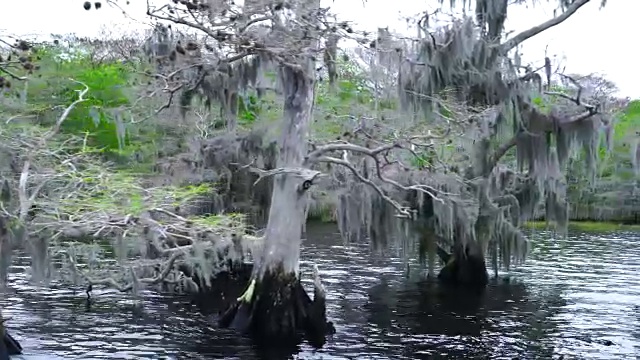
[219,68,333,346]
[437,241,489,289]
[436,155,491,290]
[0,310,22,359]
[0,217,12,286]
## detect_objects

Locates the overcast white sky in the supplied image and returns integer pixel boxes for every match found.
[2,0,637,98]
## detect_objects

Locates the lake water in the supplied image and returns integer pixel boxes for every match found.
[1,223,639,359]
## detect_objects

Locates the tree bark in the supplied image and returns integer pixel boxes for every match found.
[219,68,333,345]
[258,68,313,275]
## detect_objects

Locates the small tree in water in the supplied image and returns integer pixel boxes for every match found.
[335,0,615,288]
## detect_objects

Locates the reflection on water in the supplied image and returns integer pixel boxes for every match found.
[1,224,639,359]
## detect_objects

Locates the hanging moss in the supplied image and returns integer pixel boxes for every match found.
[334,9,610,284]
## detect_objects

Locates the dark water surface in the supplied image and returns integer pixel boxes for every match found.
[2,224,639,359]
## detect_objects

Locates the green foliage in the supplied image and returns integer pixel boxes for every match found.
[7,45,169,173]
[21,46,137,149]
[531,87,568,114]
[49,52,131,150]
[513,82,640,222]
[238,92,264,126]
[315,55,374,110]
[59,155,216,216]
[597,100,640,171]
[564,99,640,220]
[334,79,371,104]
[613,100,640,143]
[191,212,246,228]
[410,149,435,169]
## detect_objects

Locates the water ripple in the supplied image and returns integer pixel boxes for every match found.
[1,225,639,359]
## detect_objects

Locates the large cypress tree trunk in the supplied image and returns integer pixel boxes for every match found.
[437,240,489,289]
[219,67,333,346]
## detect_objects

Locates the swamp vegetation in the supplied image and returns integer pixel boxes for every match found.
[0,0,639,353]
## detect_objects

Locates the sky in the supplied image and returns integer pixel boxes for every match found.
[1,0,637,98]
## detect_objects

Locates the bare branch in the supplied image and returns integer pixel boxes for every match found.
[250,167,325,188]
[545,73,599,111]
[14,80,90,223]
[46,80,90,141]
[317,140,450,220]
[501,0,591,53]
[66,249,186,293]
[318,155,414,217]
[485,135,519,177]
[0,65,27,81]
[305,142,401,166]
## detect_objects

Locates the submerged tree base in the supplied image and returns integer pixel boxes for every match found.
[437,243,489,290]
[218,264,335,348]
[0,327,22,359]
